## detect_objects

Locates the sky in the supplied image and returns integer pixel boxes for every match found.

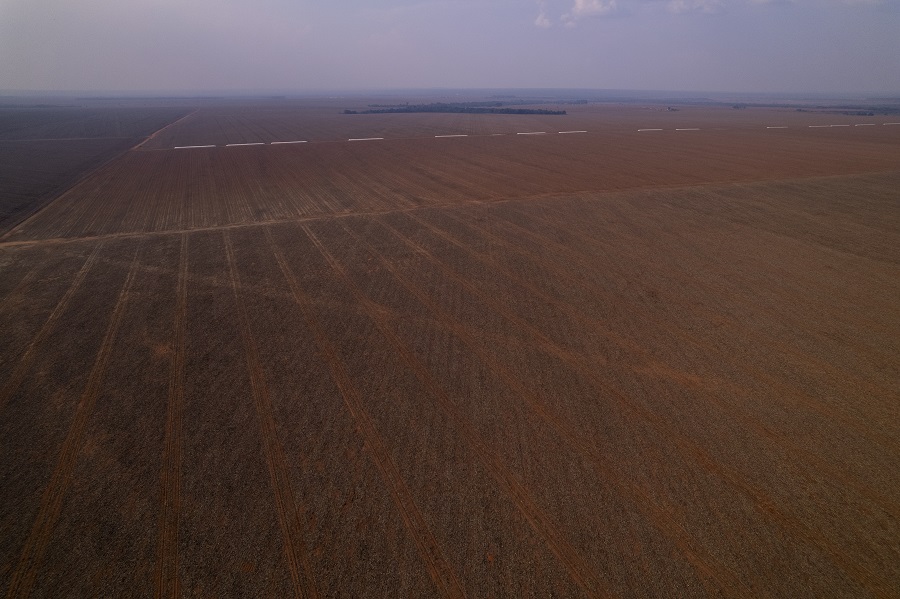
[1,0,898,95]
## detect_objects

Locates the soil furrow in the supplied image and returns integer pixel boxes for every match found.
[385,210,896,597]
[378,211,893,594]
[306,220,619,598]
[341,216,745,597]
[424,205,900,514]
[222,231,319,599]
[277,225,466,599]
[0,242,104,414]
[534,196,898,400]
[499,201,900,460]
[0,256,45,313]
[4,242,142,599]
[154,232,188,599]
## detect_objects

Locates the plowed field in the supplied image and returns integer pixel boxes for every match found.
[1,101,898,598]
[0,104,189,232]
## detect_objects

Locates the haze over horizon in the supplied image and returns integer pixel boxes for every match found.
[1,0,899,96]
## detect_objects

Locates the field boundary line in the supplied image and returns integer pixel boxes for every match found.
[154,232,188,599]
[0,148,131,242]
[223,231,319,599]
[3,170,900,249]
[370,214,745,596]
[0,109,195,239]
[273,226,466,599]
[317,219,617,598]
[5,242,143,599]
[132,109,198,151]
[0,243,104,414]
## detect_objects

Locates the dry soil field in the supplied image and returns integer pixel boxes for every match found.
[0,103,189,232]
[1,98,898,598]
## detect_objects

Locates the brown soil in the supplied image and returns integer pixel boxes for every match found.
[1,102,898,598]
[0,106,189,233]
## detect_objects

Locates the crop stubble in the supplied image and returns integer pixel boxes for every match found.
[1,104,898,597]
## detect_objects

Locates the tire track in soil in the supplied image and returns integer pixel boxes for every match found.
[437,203,900,473]
[300,222,615,598]
[403,212,608,367]
[379,212,897,597]
[154,232,188,599]
[0,250,49,312]
[335,217,738,598]
[4,242,142,599]
[491,202,900,495]
[222,231,319,599]
[555,195,897,397]
[436,208,647,356]
[0,242,104,415]
[506,199,900,449]
[268,226,466,599]
[0,175,821,249]
[391,211,746,590]
[463,195,896,452]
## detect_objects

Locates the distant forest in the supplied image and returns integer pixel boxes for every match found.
[343,102,566,115]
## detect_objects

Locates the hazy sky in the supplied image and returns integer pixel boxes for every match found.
[1,0,898,94]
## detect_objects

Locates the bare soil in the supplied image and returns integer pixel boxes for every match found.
[0,106,188,233]
[1,100,898,598]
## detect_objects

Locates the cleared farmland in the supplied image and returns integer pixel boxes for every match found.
[140,99,900,147]
[1,101,899,598]
[0,104,189,232]
[5,109,900,242]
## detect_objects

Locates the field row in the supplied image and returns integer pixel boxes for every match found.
[1,174,898,596]
[6,125,900,243]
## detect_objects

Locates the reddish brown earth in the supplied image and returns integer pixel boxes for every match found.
[1,101,898,598]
